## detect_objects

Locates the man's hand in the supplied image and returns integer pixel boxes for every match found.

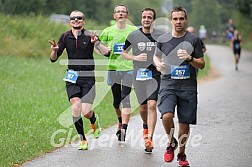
[134,53,147,62]
[155,61,165,72]
[48,38,59,51]
[90,32,99,44]
[177,49,190,61]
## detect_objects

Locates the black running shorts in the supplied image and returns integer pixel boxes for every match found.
[66,76,95,104]
[158,88,197,124]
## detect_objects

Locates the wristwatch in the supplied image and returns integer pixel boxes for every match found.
[187,55,194,62]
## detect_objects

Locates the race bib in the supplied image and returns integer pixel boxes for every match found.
[113,43,124,54]
[136,68,152,81]
[170,65,190,79]
[63,70,78,83]
[235,43,240,49]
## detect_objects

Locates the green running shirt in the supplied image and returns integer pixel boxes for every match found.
[100,24,137,71]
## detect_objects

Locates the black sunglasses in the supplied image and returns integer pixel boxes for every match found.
[70,16,84,21]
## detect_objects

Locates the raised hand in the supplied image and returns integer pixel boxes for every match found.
[48,38,59,51]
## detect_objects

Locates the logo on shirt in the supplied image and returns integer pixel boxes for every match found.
[138,42,146,51]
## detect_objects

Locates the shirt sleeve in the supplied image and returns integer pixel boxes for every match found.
[56,33,66,58]
[50,32,66,62]
[123,38,132,52]
[154,39,163,58]
[193,38,203,58]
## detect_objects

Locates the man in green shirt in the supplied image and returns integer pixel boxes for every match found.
[99,4,137,141]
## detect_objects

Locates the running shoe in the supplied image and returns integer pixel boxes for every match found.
[177,153,190,167]
[90,114,101,139]
[144,139,154,153]
[143,128,148,141]
[118,128,126,141]
[116,123,122,137]
[78,140,88,150]
[164,138,178,162]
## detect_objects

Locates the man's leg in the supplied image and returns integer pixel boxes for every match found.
[120,85,132,141]
[147,100,157,139]
[111,83,123,134]
[162,112,175,144]
[139,104,148,142]
[140,104,148,126]
[178,123,190,154]
[163,112,178,162]
[70,97,88,150]
[177,123,190,167]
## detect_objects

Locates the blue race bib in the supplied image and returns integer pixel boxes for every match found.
[113,43,124,54]
[136,68,152,81]
[170,65,190,79]
[63,70,78,83]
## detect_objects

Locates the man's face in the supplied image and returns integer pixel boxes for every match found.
[171,11,187,33]
[141,10,154,28]
[113,6,128,22]
[69,11,85,29]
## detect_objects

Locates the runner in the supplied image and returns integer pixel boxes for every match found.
[121,7,163,152]
[99,4,137,142]
[153,7,205,166]
[230,29,242,70]
[49,10,109,150]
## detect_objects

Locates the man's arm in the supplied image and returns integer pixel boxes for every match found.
[177,49,205,69]
[94,40,111,56]
[153,54,165,72]
[91,35,110,56]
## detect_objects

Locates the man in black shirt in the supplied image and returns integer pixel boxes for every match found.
[122,7,163,153]
[153,7,205,166]
[49,10,109,150]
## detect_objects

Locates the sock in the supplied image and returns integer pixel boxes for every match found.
[122,124,128,131]
[118,117,122,124]
[143,123,148,129]
[73,116,86,141]
[89,111,96,124]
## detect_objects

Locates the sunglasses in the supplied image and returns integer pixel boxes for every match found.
[70,16,84,21]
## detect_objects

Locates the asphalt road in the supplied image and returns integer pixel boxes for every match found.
[21,45,252,167]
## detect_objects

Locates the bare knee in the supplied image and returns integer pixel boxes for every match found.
[162,112,174,121]
[147,100,157,112]
[70,98,81,117]
[71,103,81,117]
[83,111,92,118]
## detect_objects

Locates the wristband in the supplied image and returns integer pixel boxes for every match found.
[95,40,101,47]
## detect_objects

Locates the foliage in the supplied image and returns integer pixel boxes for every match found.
[0,0,162,25]
[190,0,221,37]
[172,0,192,14]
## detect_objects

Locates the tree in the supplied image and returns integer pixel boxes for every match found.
[172,0,192,14]
[189,0,221,37]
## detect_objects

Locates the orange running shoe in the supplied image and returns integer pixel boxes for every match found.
[144,139,154,153]
[143,128,148,141]
[90,114,101,139]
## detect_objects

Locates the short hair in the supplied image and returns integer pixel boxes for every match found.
[170,6,187,20]
[114,4,129,14]
[70,10,85,20]
[141,7,156,20]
